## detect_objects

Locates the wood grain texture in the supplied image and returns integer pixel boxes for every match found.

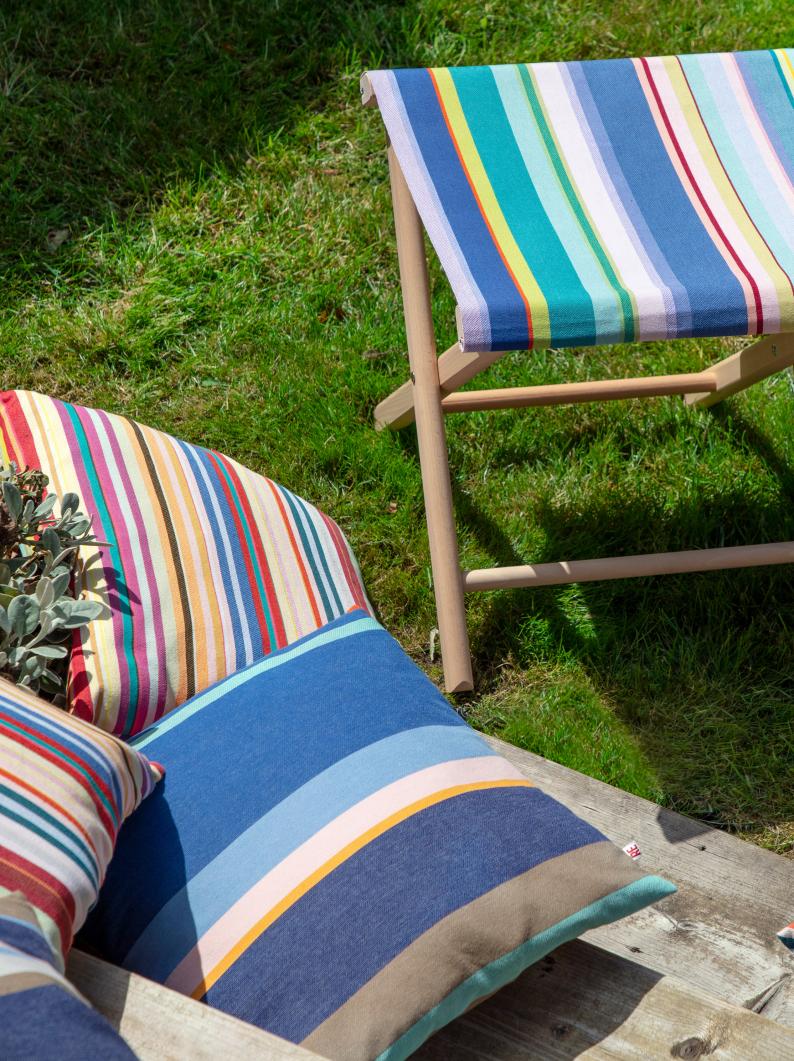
[485,735,794,1028]
[414,937,794,1060]
[67,951,327,1061]
[685,332,794,407]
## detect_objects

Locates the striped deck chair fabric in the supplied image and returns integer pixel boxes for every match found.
[367,50,794,353]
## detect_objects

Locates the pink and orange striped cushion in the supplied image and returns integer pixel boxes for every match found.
[0,390,370,738]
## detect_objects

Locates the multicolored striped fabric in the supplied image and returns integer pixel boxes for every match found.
[367,50,794,352]
[779,921,794,951]
[0,891,136,1056]
[83,611,675,1061]
[0,892,137,1059]
[0,678,162,963]
[0,390,370,738]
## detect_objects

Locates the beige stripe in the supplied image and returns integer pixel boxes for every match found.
[305,840,643,1061]
[0,890,43,930]
[0,970,58,997]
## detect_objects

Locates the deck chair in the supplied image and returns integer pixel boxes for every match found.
[361,49,794,692]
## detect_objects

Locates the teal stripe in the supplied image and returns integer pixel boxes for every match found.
[133,616,381,750]
[517,64,636,342]
[0,715,117,825]
[212,454,278,653]
[288,490,344,615]
[63,403,140,734]
[493,66,621,344]
[0,803,98,888]
[378,875,677,1061]
[279,486,335,619]
[450,66,596,346]
[0,780,97,878]
[771,49,794,110]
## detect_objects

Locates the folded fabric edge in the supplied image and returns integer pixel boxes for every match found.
[377,874,677,1061]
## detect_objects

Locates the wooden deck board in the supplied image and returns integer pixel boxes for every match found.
[486,735,794,1027]
[67,950,323,1061]
[414,937,794,1060]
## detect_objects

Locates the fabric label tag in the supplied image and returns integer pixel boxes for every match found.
[622,842,641,860]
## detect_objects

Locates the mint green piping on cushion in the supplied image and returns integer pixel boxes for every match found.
[132,616,382,751]
[377,874,677,1061]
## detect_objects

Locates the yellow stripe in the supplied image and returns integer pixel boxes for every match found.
[776,49,794,92]
[191,777,533,998]
[431,67,551,345]
[664,56,791,310]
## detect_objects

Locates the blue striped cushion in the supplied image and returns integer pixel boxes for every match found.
[83,611,675,1060]
[0,892,135,1060]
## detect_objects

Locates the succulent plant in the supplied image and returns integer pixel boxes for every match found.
[0,462,104,701]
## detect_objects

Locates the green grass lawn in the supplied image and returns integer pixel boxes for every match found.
[1,0,792,852]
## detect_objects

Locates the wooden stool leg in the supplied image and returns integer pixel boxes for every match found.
[387,146,473,693]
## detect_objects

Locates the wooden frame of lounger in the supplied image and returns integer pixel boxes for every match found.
[362,74,794,693]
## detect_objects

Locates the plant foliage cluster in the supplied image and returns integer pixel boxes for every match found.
[0,464,102,699]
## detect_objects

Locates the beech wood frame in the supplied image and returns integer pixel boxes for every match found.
[373,134,794,693]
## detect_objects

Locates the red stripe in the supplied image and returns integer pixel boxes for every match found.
[676,56,794,304]
[209,456,286,653]
[427,69,535,348]
[0,390,40,467]
[0,711,117,837]
[204,451,273,655]
[265,481,323,628]
[640,57,764,331]
[319,511,369,613]
[0,845,74,955]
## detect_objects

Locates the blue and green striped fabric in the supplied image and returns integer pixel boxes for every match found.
[0,892,136,1060]
[84,611,675,1060]
[366,50,794,352]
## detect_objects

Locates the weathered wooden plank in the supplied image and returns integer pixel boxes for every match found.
[415,937,794,1060]
[67,951,326,1061]
[486,735,794,1027]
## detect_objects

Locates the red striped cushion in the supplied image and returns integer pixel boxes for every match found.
[0,391,370,738]
[0,679,161,963]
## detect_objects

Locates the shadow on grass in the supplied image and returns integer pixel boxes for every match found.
[450,414,794,842]
[0,0,405,287]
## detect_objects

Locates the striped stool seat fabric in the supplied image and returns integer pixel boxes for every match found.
[366,50,794,352]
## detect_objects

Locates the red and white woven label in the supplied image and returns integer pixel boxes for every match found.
[622,842,641,860]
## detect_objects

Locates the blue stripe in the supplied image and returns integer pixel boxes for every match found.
[121,725,495,981]
[84,614,470,964]
[395,68,531,351]
[204,786,604,1039]
[737,50,794,186]
[578,57,749,338]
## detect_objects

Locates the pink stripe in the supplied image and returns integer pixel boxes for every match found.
[320,510,369,613]
[96,410,170,730]
[76,408,152,730]
[165,755,529,995]
[54,401,133,724]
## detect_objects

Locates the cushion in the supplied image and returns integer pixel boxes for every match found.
[0,389,370,738]
[0,892,136,1061]
[82,610,675,1061]
[0,678,162,963]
